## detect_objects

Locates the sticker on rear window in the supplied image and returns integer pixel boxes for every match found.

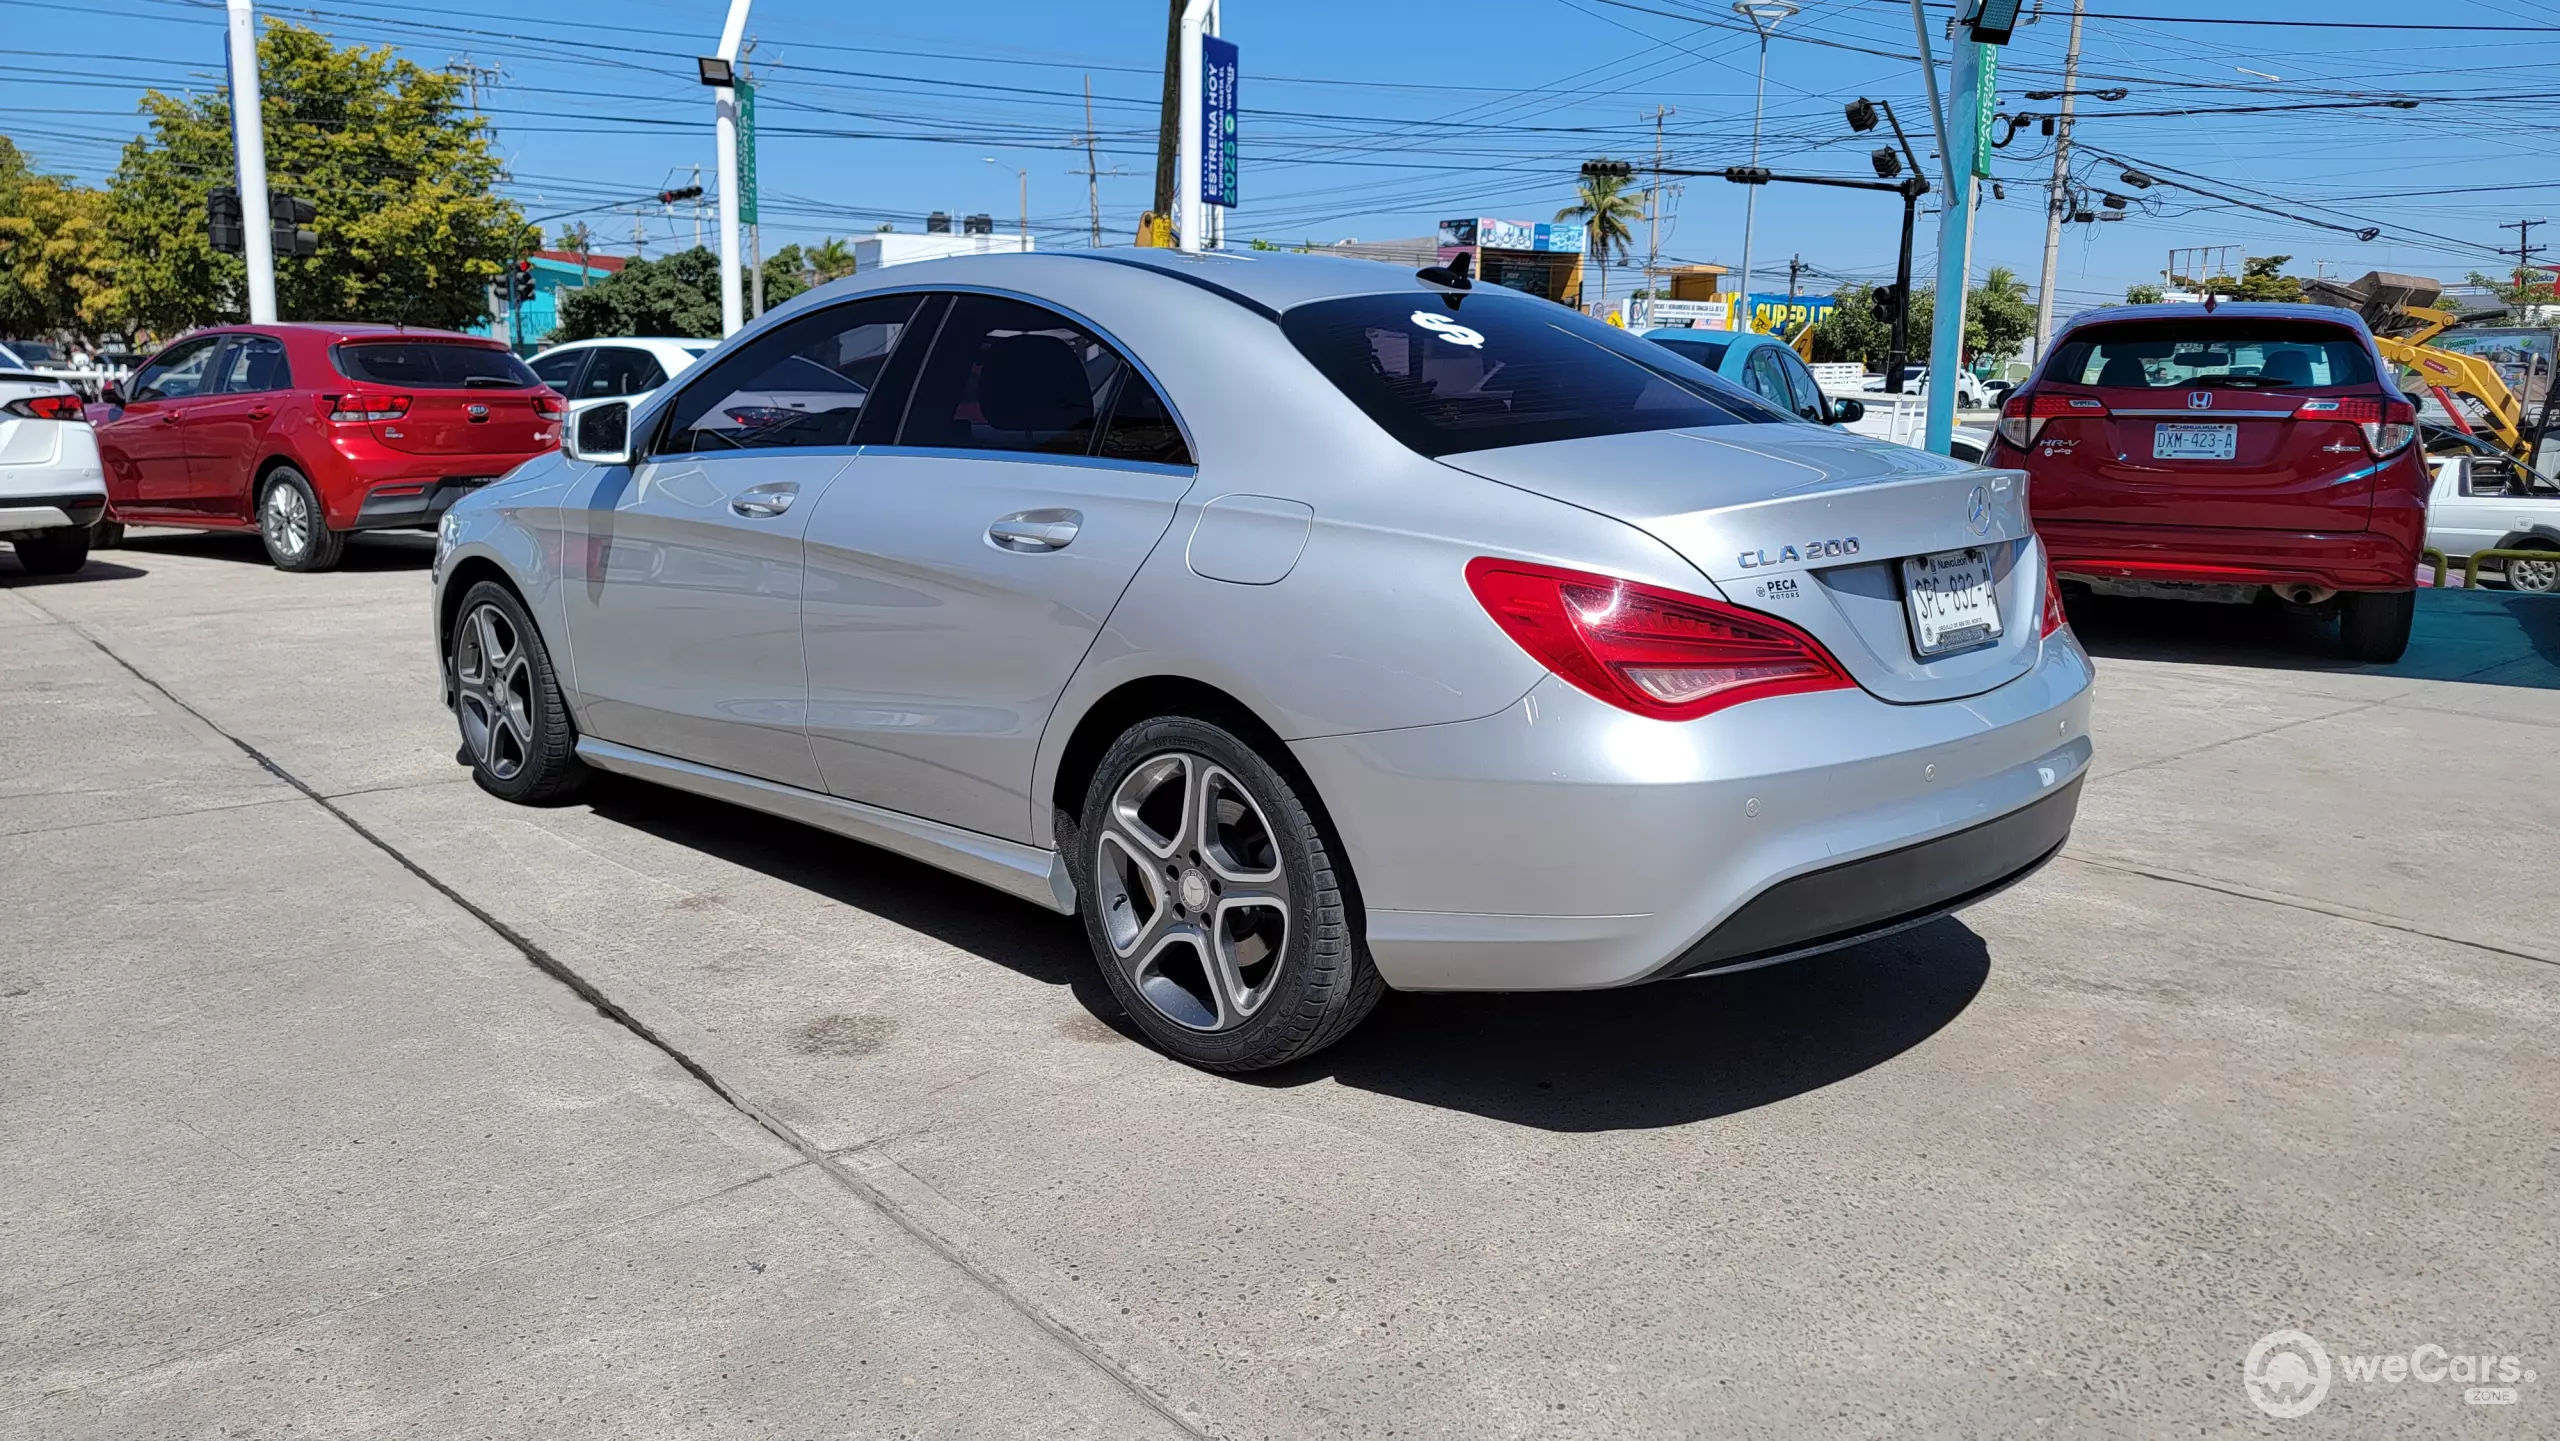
[1411,311,1484,349]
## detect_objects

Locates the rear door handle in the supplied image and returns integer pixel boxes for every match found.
[988,509,1082,552]
[730,482,799,518]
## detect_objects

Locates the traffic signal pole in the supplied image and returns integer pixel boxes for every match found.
[1888,181,1919,392]
[224,0,277,322]
[1923,36,1985,455]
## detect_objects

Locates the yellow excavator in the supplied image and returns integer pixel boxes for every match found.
[2304,271,2536,462]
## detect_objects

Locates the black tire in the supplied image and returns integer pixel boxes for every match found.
[449,579,588,804]
[1076,715,1382,1072]
[2500,547,2559,594]
[257,466,347,572]
[2340,588,2415,664]
[90,519,124,550]
[10,526,90,576]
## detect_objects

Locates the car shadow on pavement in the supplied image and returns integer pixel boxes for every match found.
[585,775,1988,1130]
[2066,588,2560,687]
[0,558,150,586]
[113,529,436,571]
[1258,922,1990,1131]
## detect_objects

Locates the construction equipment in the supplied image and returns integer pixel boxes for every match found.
[2305,271,2533,462]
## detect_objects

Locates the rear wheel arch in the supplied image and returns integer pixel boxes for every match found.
[2492,527,2560,553]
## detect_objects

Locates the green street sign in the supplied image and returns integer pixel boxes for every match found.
[737,81,759,225]
[1972,46,1997,181]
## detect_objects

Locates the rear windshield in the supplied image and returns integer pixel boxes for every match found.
[2049,319,2376,391]
[1281,292,1787,457]
[333,341,540,389]
[1646,334,1731,371]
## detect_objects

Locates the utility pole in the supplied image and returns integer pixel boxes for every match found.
[1787,253,1802,300]
[2500,218,2548,272]
[2032,0,2086,362]
[224,0,277,323]
[444,57,502,115]
[1152,0,1182,225]
[1734,2,1798,334]
[692,163,704,250]
[1084,76,1103,248]
[707,0,752,336]
[1642,104,1671,327]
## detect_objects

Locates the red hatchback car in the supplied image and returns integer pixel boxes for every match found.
[94,324,564,571]
[1987,302,2426,662]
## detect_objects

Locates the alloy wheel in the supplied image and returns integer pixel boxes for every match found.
[2506,554,2559,594]
[264,481,310,559]
[1092,751,1291,1032]
[453,602,537,781]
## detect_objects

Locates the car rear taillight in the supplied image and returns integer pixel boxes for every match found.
[2040,563,2070,639]
[2293,395,2414,456]
[2,393,87,422]
[534,391,566,419]
[325,392,411,423]
[1465,558,1854,720]
[1997,391,2108,447]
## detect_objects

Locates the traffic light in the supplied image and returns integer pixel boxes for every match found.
[1871,284,1904,323]
[510,259,536,303]
[1869,146,1902,180]
[1580,159,1634,181]
[1724,166,1772,186]
[656,185,703,205]
[1844,98,1879,134]
[208,186,244,255]
[270,195,318,258]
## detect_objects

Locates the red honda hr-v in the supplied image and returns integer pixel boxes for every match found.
[1986,302,2426,662]
[94,324,564,571]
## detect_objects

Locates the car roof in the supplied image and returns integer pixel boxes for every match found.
[1642,328,1771,349]
[183,322,504,344]
[777,247,1484,325]
[536,336,713,351]
[2059,301,2375,338]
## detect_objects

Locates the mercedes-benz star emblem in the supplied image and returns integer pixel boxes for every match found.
[1966,483,1993,537]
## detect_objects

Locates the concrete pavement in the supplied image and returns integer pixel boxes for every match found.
[4,529,2556,1437]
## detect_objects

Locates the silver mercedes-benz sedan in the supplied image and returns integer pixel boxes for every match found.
[431,249,2093,1071]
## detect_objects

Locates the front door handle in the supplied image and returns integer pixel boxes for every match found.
[987,509,1082,553]
[730,482,799,519]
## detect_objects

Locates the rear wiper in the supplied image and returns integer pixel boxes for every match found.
[461,375,519,387]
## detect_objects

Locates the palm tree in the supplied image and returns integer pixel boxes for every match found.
[808,236,856,283]
[1558,172,1643,316]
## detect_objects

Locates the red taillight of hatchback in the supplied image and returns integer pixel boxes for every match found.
[2,393,87,422]
[1997,391,2108,447]
[533,391,566,420]
[2294,395,2415,456]
[1465,558,1854,720]
[324,392,411,423]
[2040,564,2070,639]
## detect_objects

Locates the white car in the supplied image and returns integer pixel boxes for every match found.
[2426,451,2560,591]
[526,337,716,420]
[0,366,105,575]
[1860,365,1992,410]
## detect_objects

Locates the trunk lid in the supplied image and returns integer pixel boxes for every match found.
[2022,315,2392,532]
[330,339,558,457]
[1439,424,2043,705]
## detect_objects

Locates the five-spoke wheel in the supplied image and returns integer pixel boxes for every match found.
[1077,715,1381,1071]
[447,580,586,803]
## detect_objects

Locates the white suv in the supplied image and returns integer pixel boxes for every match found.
[0,366,105,575]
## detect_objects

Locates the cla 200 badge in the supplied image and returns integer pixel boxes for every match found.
[1737,536,1859,568]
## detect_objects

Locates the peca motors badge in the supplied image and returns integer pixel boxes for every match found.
[2188,390,2214,410]
[1966,484,1993,537]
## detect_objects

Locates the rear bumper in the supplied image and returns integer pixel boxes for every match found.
[0,490,106,537]
[2039,518,2420,591]
[353,473,506,531]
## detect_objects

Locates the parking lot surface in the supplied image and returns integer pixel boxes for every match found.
[6,531,2556,1438]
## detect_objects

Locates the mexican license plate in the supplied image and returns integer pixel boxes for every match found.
[2153,422,2237,460]
[1902,547,2002,657]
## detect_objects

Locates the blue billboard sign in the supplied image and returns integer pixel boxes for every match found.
[1201,37,1239,209]
[1747,293,1837,336]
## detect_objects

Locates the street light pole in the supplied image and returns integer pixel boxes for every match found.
[1176,0,1218,252]
[709,0,752,337]
[224,0,277,323]
[1924,36,1985,455]
[986,157,1030,252]
[1733,1,1797,334]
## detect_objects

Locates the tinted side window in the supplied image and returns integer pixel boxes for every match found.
[898,295,1124,456]
[1098,373,1192,465]
[660,296,920,453]
[130,336,222,402]
[1776,350,1827,422]
[1745,347,1794,409]
[578,347,668,399]
[529,349,587,392]
[216,335,292,394]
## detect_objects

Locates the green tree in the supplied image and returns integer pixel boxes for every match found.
[1968,265,2036,367]
[100,20,534,332]
[807,236,856,281]
[0,138,115,337]
[1808,283,1891,367]
[550,246,791,341]
[2170,255,2302,303]
[2124,282,2166,304]
[1557,171,1642,311]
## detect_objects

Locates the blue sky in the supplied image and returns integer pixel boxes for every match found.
[7,0,2556,321]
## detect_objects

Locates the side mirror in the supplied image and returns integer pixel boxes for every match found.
[1828,396,1865,425]
[99,381,125,408]
[566,400,633,465]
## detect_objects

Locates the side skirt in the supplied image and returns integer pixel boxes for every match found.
[574,737,1079,915]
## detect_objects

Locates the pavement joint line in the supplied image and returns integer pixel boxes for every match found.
[0,794,300,841]
[29,599,1216,1441]
[2088,693,2389,782]
[2059,852,2558,970]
